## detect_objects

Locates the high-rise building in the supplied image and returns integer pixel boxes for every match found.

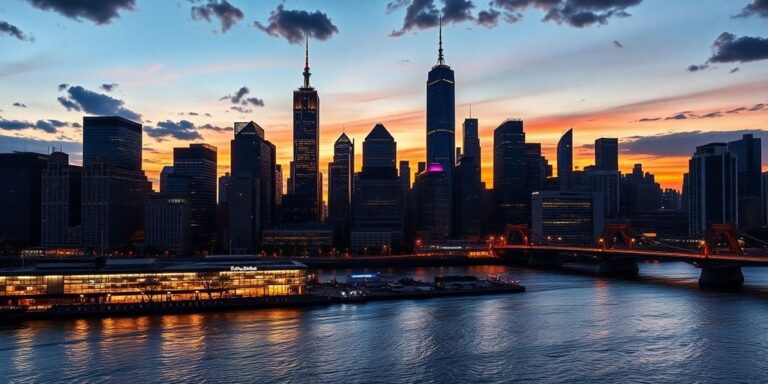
[290,38,321,223]
[586,168,620,218]
[524,143,549,192]
[531,191,604,245]
[0,152,49,247]
[688,143,738,234]
[328,133,354,248]
[169,144,217,248]
[456,117,482,238]
[351,124,403,251]
[558,129,573,190]
[399,160,411,195]
[763,172,768,225]
[144,193,192,256]
[218,172,231,204]
[728,133,762,230]
[81,116,150,253]
[41,152,82,247]
[426,20,455,234]
[274,165,283,223]
[229,121,276,252]
[413,164,451,244]
[661,188,681,210]
[595,138,619,171]
[622,163,661,214]
[493,119,527,229]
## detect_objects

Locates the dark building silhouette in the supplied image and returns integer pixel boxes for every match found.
[289,39,321,223]
[524,143,549,192]
[493,119,528,229]
[426,20,455,235]
[532,191,604,245]
[586,167,621,219]
[351,124,404,251]
[622,164,661,214]
[728,133,762,230]
[144,193,191,256]
[399,160,411,195]
[456,117,482,238]
[0,152,49,248]
[218,172,231,204]
[229,121,276,252]
[328,133,354,248]
[558,129,573,190]
[81,116,150,253]
[688,143,738,234]
[169,144,217,249]
[661,188,681,210]
[595,138,619,171]
[413,164,451,244]
[41,152,82,247]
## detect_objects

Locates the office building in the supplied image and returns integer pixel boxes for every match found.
[595,138,619,171]
[493,119,528,229]
[328,133,354,248]
[456,117,483,239]
[558,129,573,190]
[169,144,217,248]
[144,193,192,256]
[0,152,49,247]
[412,164,451,244]
[531,191,604,245]
[688,143,738,234]
[41,152,82,247]
[218,172,231,204]
[728,134,762,230]
[622,164,661,214]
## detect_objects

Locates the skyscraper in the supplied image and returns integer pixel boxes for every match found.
[0,152,49,247]
[558,129,573,190]
[144,193,191,256]
[728,133,762,230]
[290,38,321,223]
[229,121,276,252]
[426,19,455,233]
[170,144,217,248]
[688,143,738,234]
[328,133,354,248]
[399,160,411,196]
[218,172,231,204]
[351,123,404,251]
[493,119,528,228]
[595,138,619,171]
[41,152,82,247]
[456,117,482,238]
[413,164,451,244]
[81,116,150,253]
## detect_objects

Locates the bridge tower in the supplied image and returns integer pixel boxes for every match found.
[601,223,634,249]
[699,223,743,290]
[503,224,529,246]
[597,223,639,277]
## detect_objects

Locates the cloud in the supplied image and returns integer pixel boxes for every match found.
[204,113,212,117]
[230,106,252,114]
[0,118,67,133]
[637,103,768,122]
[12,102,27,108]
[191,0,243,33]
[188,112,199,116]
[0,20,34,41]
[622,130,768,158]
[387,0,411,14]
[707,32,768,64]
[57,83,68,91]
[144,120,203,141]
[389,0,439,36]
[477,8,501,27]
[199,123,233,132]
[442,0,475,23]
[735,0,768,18]
[100,83,118,92]
[25,0,136,25]
[221,86,265,107]
[57,85,141,121]
[637,117,660,122]
[613,40,623,48]
[493,0,642,28]
[726,107,747,114]
[730,67,740,73]
[687,64,708,72]
[749,103,766,111]
[254,4,339,44]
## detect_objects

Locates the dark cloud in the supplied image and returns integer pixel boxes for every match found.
[57,83,68,91]
[726,107,747,114]
[255,4,339,44]
[0,20,34,41]
[221,86,265,108]
[388,0,410,14]
[191,0,244,33]
[198,123,233,132]
[637,109,738,122]
[750,103,766,111]
[665,112,690,120]
[57,85,141,121]
[100,83,118,92]
[493,0,642,28]
[637,117,661,122]
[188,112,199,116]
[622,130,768,160]
[442,0,475,23]
[687,64,708,72]
[0,118,66,133]
[477,8,501,27]
[12,102,27,108]
[71,122,82,128]
[735,0,768,18]
[613,40,623,48]
[25,0,136,25]
[700,111,722,119]
[204,113,212,117]
[707,32,768,64]
[730,67,740,73]
[230,106,252,114]
[390,0,439,36]
[144,120,203,141]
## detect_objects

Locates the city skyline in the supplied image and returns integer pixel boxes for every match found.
[1,1,768,193]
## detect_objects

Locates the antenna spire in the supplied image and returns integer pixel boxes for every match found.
[438,16,445,65]
[303,34,311,88]
[469,104,472,118]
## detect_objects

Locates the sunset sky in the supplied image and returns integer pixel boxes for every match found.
[1,0,768,194]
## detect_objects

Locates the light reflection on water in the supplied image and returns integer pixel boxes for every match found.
[2,262,768,383]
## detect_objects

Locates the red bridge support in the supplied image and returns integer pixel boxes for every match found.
[503,224,530,246]
[601,223,634,249]
[699,224,744,290]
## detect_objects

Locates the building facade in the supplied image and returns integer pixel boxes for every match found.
[493,119,528,229]
[688,143,738,234]
[531,191,604,245]
[557,129,573,190]
[328,133,354,248]
[41,152,82,247]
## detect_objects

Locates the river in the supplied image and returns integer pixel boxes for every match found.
[2,262,768,383]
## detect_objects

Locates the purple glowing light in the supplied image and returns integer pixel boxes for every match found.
[427,163,444,172]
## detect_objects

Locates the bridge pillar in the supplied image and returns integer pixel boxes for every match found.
[527,253,562,269]
[699,266,744,291]
[598,257,638,277]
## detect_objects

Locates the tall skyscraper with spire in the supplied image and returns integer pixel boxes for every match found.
[426,18,456,234]
[289,37,321,223]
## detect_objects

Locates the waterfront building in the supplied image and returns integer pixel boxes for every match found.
[351,124,404,251]
[81,116,150,253]
[586,168,620,218]
[531,191,604,245]
[289,38,321,223]
[412,164,451,244]
[0,152,49,248]
[456,117,482,239]
[688,143,738,234]
[557,129,573,190]
[261,225,333,256]
[728,134,762,230]
[328,133,354,248]
[229,121,276,252]
[170,144,217,249]
[621,164,661,214]
[144,193,192,256]
[493,119,528,229]
[41,152,82,247]
[426,20,456,235]
[595,138,619,171]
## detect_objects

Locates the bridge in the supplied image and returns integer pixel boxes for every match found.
[491,223,768,290]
